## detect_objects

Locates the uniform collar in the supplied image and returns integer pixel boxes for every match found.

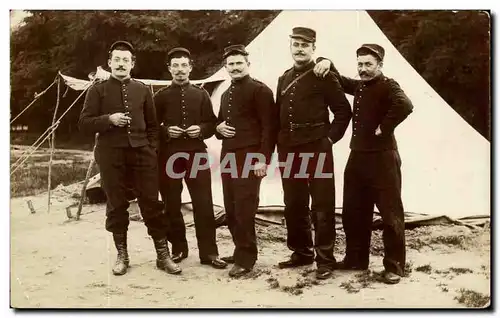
[293,60,315,72]
[231,74,251,85]
[171,80,191,88]
[361,73,384,86]
[110,74,131,84]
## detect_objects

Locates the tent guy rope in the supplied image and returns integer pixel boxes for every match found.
[11,76,96,177]
[10,76,58,124]
[10,122,59,175]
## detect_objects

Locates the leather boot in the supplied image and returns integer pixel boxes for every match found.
[112,233,129,276]
[153,237,182,275]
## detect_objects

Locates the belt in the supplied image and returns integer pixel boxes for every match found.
[289,122,326,131]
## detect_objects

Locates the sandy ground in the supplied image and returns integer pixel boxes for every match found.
[10,184,490,309]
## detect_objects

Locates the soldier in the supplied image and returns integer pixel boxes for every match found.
[216,44,276,278]
[155,47,227,269]
[275,27,352,280]
[78,41,180,276]
[314,44,414,284]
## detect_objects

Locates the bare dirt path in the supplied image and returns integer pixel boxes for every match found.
[10,189,490,308]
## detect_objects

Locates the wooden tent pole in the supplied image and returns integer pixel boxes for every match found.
[47,77,62,213]
[75,132,99,220]
[11,79,94,176]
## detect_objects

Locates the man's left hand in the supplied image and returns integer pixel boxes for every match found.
[313,59,332,78]
[375,125,382,136]
[186,125,201,138]
[254,162,267,178]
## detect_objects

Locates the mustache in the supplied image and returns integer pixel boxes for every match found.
[115,66,127,71]
[294,52,306,56]
[230,70,242,74]
[174,72,187,75]
[359,71,368,76]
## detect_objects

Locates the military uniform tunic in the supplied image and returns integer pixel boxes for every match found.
[333,69,413,276]
[275,61,352,269]
[216,75,276,269]
[79,76,165,238]
[154,82,219,259]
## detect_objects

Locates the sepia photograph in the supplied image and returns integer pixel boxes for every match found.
[8,8,491,309]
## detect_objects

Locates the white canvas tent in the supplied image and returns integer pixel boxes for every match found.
[61,10,490,220]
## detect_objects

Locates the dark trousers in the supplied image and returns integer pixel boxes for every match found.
[96,145,166,239]
[158,148,181,249]
[342,150,406,276]
[221,146,262,269]
[158,149,218,260]
[278,138,336,269]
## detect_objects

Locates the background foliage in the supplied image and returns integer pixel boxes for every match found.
[10,10,490,146]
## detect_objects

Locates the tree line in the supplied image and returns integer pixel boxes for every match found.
[10,10,490,145]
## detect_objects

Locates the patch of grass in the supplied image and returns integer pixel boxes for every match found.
[429,235,469,249]
[11,135,95,151]
[295,277,317,288]
[300,267,316,277]
[370,230,385,256]
[435,267,473,276]
[276,277,318,295]
[241,267,270,280]
[335,231,346,254]
[371,229,436,256]
[370,245,385,256]
[10,160,98,197]
[339,271,377,294]
[437,283,449,293]
[406,238,429,251]
[260,268,272,275]
[355,270,378,288]
[449,267,473,275]
[339,280,360,294]
[256,225,287,243]
[266,277,280,289]
[11,153,78,164]
[405,226,485,252]
[404,261,413,277]
[415,264,433,274]
[281,286,303,295]
[294,281,307,289]
[454,289,490,308]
